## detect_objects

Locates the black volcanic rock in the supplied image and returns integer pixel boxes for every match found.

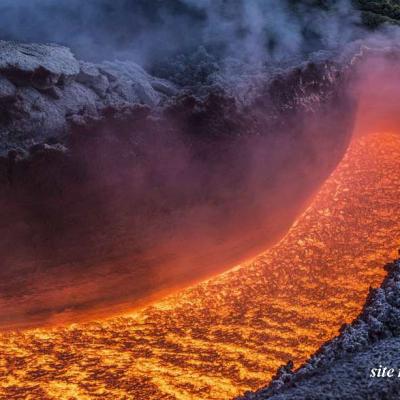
[0,76,16,102]
[237,259,400,400]
[0,41,80,88]
[0,41,176,155]
[0,40,358,327]
[356,0,400,28]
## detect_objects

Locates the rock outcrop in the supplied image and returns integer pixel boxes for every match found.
[0,40,358,327]
[0,41,176,155]
[237,258,400,400]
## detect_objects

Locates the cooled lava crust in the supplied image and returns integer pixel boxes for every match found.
[0,41,356,327]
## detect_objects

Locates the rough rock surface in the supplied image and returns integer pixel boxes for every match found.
[237,258,400,400]
[0,39,358,326]
[0,41,176,155]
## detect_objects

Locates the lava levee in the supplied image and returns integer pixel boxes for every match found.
[1,132,400,400]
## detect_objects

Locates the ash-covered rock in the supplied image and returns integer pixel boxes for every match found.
[237,258,400,400]
[0,39,358,327]
[0,41,80,88]
[0,76,16,102]
[0,41,176,155]
[2,38,385,160]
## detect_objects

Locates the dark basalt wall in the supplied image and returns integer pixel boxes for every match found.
[356,0,400,28]
[0,41,356,327]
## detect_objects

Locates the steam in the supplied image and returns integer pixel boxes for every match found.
[0,0,361,68]
[185,0,361,65]
[352,40,400,138]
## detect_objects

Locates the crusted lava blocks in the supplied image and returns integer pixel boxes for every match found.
[0,41,355,326]
[0,41,176,154]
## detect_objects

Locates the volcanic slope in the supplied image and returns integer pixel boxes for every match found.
[1,131,400,400]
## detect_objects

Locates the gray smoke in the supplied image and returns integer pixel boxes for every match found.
[0,0,362,69]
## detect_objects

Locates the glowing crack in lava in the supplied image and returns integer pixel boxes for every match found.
[1,131,400,399]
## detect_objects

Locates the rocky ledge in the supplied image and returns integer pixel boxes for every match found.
[0,39,360,326]
[238,256,400,400]
[0,40,176,155]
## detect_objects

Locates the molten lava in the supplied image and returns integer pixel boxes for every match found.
[1,131,400,399]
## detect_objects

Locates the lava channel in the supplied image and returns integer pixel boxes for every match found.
[1,131,400,400]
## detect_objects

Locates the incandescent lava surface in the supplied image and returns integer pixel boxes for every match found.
[1,131,400,399]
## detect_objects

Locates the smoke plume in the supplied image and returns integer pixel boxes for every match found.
[0,0,361,68]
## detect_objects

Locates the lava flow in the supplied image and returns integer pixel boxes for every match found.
[1,131,400,400]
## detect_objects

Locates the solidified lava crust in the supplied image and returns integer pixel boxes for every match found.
[0,40,357,327]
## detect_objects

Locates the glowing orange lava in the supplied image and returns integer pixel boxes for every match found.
[1,132,400,399]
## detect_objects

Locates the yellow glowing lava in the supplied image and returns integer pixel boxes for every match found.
[1,132,400,400]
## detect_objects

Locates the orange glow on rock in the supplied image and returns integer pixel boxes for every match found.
[1,131,400,399]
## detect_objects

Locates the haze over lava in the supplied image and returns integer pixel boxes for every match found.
[1,130,400,399]
[0,45,357,325]
[2,0,400,327]
[1,2,400,399]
